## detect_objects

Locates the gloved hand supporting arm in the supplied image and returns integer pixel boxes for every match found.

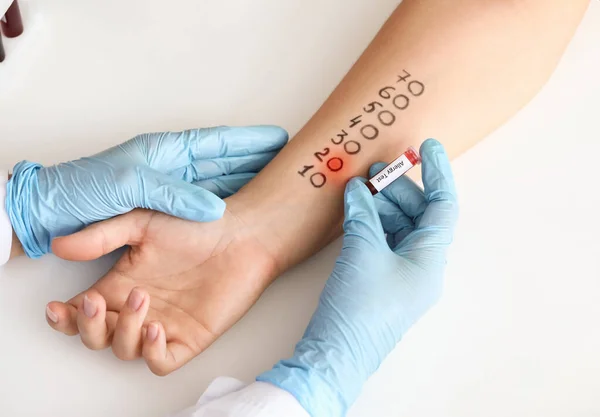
[4,126,287,259]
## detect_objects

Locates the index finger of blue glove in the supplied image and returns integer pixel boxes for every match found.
[192,173,255,199]
[121,126,287,176]
[136,167,226,222]
[418,139,458,232]
[171,150,279,182]
[342,178,388,251]
[184,125,289,159]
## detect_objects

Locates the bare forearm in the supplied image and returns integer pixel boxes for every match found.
[228,0,588,272]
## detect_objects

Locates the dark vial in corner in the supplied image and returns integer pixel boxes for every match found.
[2,1,24,38]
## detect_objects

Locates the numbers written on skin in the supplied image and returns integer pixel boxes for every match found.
[297,70,425,188]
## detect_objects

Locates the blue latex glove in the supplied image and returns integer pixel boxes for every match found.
[6,125,288,258]
[258,139,458,417]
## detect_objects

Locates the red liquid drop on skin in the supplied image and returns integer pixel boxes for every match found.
[327,157,343,172]
[325,150,355,189]
[2,1,24,38]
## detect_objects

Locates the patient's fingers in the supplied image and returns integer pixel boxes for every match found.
[46,302,79,336]
[143,331,195,376]
[142,321,168,374]
[112,288,150,361]
[76,290,117,350]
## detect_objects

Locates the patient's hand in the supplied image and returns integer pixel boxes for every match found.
[46,207,278,375]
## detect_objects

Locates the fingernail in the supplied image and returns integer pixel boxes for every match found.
[147,323,159,342]
[83,295,97,319]
[46,306,58,324]
[128,289,144,311]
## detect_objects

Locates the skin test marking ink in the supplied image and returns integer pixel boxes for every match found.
[367,147,421,195]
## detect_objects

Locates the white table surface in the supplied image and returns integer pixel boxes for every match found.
[1,1,599,416]
[0,0,13,16]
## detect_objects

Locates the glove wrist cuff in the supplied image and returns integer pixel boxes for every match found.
[6,161,45,258]
[257,342,366,417]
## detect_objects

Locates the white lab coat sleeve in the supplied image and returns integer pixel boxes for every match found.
[167,377,310,417]
[0,170,12,265]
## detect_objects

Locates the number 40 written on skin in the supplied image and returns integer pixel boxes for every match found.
[298,70,426,188]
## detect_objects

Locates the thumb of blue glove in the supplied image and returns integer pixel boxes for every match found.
[341,177,390,251]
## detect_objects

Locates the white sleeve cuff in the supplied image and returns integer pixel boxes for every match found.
[0,170,12,265]
[168,377,309,417]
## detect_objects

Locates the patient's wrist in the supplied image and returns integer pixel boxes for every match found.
[224,192,287,274]
[225,183,341,275]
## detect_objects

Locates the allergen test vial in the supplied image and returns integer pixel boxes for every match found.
[367,147,421,195]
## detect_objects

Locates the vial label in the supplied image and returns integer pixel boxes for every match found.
[368,154,414,193]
